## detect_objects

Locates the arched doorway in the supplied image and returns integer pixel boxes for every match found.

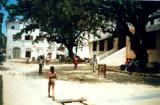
[13,47,21,58]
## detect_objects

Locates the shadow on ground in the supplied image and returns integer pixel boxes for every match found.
[0,75,3,105]
[0,66,10,71]
[105,72,160,86]
[25,64,160,86]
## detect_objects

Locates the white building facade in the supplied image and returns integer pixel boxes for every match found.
[6,20,58,60]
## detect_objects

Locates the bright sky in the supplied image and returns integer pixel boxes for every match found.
[1,0,17,35]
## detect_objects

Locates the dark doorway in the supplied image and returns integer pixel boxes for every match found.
[93,41,97,51]
[25,51,31,58]
[145,31,156,49]
[99,40,105,51]
[13,47,21,58]
[108,38,113,50]
[118,36,126,49]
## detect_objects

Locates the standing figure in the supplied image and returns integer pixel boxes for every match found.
[38,55,44,74]
[73,55,78,69]
[45,54,50,65]
[2,53,6,62]
[0,51,3,65]
[92,55,97,72]
[48,66,57,100]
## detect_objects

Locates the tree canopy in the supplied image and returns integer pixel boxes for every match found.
[7,0,160,65]
[7,0,107,57]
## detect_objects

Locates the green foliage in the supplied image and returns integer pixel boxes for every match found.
[93,0,159,35]
[7,0,160,59]
[7,0,109,57]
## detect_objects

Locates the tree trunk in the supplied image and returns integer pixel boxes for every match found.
[65,44,74,58]
[129,23,148,71]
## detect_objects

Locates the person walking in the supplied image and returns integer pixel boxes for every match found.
[45,54,50,65]
[92,55,97,72]
[48,66,57,100]
[38,55,44,74]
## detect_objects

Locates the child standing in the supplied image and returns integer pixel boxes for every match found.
[48,66,57,100]
[73,55,78,69]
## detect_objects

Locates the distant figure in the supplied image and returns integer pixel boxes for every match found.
[42,54,45,66]
[45,54,50,65]
[48,66,57,100]
[0,51,3,65]
[73,55,78,69]
[2,53,6,62]
[125,58,131,66]
[92,55,97,72]
[38,56,44,74]
[120,58,132,70]
[26,57,29,64]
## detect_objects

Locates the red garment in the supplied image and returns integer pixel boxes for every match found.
[73,57,78,64]
[73,57,78,69]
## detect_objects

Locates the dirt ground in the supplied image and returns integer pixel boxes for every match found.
[1,59,160,105]
[24,61,160,86]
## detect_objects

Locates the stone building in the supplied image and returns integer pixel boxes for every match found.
[6,20,58,60]
[87,30,126,66]
[90,16,160,66]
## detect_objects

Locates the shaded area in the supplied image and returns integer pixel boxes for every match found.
[25,65,100,82]
[105,71,160,86]
[25,64,160,86]
[0,66,10,71]
[0,75,3,105]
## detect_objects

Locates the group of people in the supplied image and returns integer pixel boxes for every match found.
[73,54,97,71]
[46,54,98,101]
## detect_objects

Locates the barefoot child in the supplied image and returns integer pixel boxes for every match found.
[48,66,57,100]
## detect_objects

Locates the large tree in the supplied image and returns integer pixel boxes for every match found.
[8,0,160,65]
[7,0,102,57]
[95,0,160,69]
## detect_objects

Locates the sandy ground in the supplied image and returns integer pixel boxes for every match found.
[0,60,160,105]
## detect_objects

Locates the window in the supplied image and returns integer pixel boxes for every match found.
[13,35,21,40]
[93,41,97,51]
[107,38,113,50]
[99,40,104,51]
[25,51,31,58]
[150,20,154,25]
[146,32,156,49]
[11,26,15,29]
[25,35,33,40]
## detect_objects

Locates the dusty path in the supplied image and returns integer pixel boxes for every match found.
[0,60,160,105]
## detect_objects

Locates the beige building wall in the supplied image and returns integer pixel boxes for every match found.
[89,40,105,57]
[126,31,160,63]
[113,38,119,50]
[126,36,136,59]
[89,37,119,58]
[104,39,108,51]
